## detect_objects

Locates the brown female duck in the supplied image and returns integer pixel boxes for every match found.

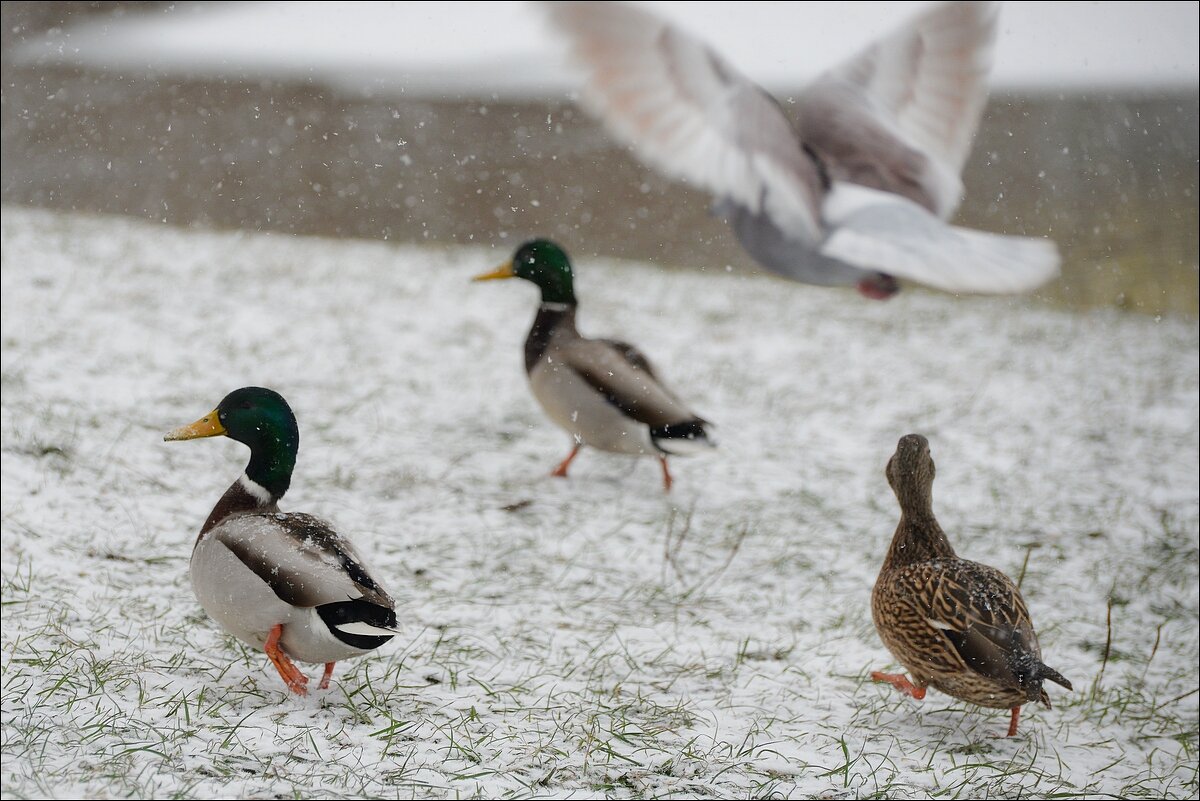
[871,434,1071,736]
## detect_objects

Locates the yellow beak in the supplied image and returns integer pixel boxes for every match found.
[164,409,226,441]
[472,260,515,282]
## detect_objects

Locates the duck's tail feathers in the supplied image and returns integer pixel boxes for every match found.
[820,183,1061,295]
[1036,662,1073,708]
[1040,663,1073,691]
[335,620,401,637]
[318,599,398,649]
[651,418,717,455]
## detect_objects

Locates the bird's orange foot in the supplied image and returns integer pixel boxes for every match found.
[551,444,581,478]
[1006,706,1021,737]
[265,623,309,696]
[871,671,927,700]
[658,455,673,493]
[857,274,900,300]
[318,661,336,690]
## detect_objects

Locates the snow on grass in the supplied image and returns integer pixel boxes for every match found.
[1,206,1197,798]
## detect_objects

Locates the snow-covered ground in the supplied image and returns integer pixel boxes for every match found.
[1,207,1197,798]
[16,1,1199,94]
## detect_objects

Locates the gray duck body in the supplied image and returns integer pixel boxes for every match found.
[190,477,396,665]
[524,303,711,456]
[166,387,398,684]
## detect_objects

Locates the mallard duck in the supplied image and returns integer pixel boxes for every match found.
[473,239,713,491]
[543,2,1059,299]
[871,434,1071,736]
[165,386,398,695]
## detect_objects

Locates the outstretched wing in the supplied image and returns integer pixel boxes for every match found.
[797,1,999,217]
[543,1,824,243]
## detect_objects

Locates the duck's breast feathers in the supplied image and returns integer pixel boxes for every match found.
[206,512,394,611]
[558,337,701,428]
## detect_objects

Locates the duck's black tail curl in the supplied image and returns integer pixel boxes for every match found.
[651,418,716,454]
[318,599,398,650]
[1035,662,1073,708]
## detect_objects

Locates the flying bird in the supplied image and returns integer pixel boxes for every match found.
[543,1,1060,299]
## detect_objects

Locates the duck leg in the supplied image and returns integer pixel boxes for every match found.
[857,274,900,300]
[264,623,309,696]
[318,661,337,690]
[658,456,673,493]
[1006,706,1021,737]
[551,443,582,477]
[870,671,927,700]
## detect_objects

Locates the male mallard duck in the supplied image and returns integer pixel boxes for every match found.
[165,386,398,695]
[474,239,713,491]
[544,2,1059,298]
[871,434,1071,736]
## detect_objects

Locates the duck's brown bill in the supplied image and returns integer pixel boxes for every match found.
[164,409,226,441]
[472,260,515,281]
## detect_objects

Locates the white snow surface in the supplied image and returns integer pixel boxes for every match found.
[15,1,1200,94]
[1,207,1197,797]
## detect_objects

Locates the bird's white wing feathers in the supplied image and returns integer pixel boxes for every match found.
[803,1,999,216]
[821,183,1060,294]
[546,2,1056,296]
[544,1,823,243]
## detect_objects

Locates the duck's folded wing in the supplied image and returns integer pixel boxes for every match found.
[595,338,658,379]
[924,563,1041,685]
[213,513,394,610]
[820,183,1060,294]
[543,0,823,243]
[797,2,999,217]
[561,338,696,427]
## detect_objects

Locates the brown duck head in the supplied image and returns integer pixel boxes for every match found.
[886,434,936,515]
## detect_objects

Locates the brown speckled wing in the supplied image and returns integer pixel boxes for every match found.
[892,558,1040,688]
[931,561,1042,691]
[882,559,1037,673]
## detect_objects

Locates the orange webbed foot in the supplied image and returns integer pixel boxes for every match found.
[658,456,673,493]
[871,671,927,700]
[318,661,336,690]
[551,444,582,478]
[265,623,309,696]
[1006,706,1021,737]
